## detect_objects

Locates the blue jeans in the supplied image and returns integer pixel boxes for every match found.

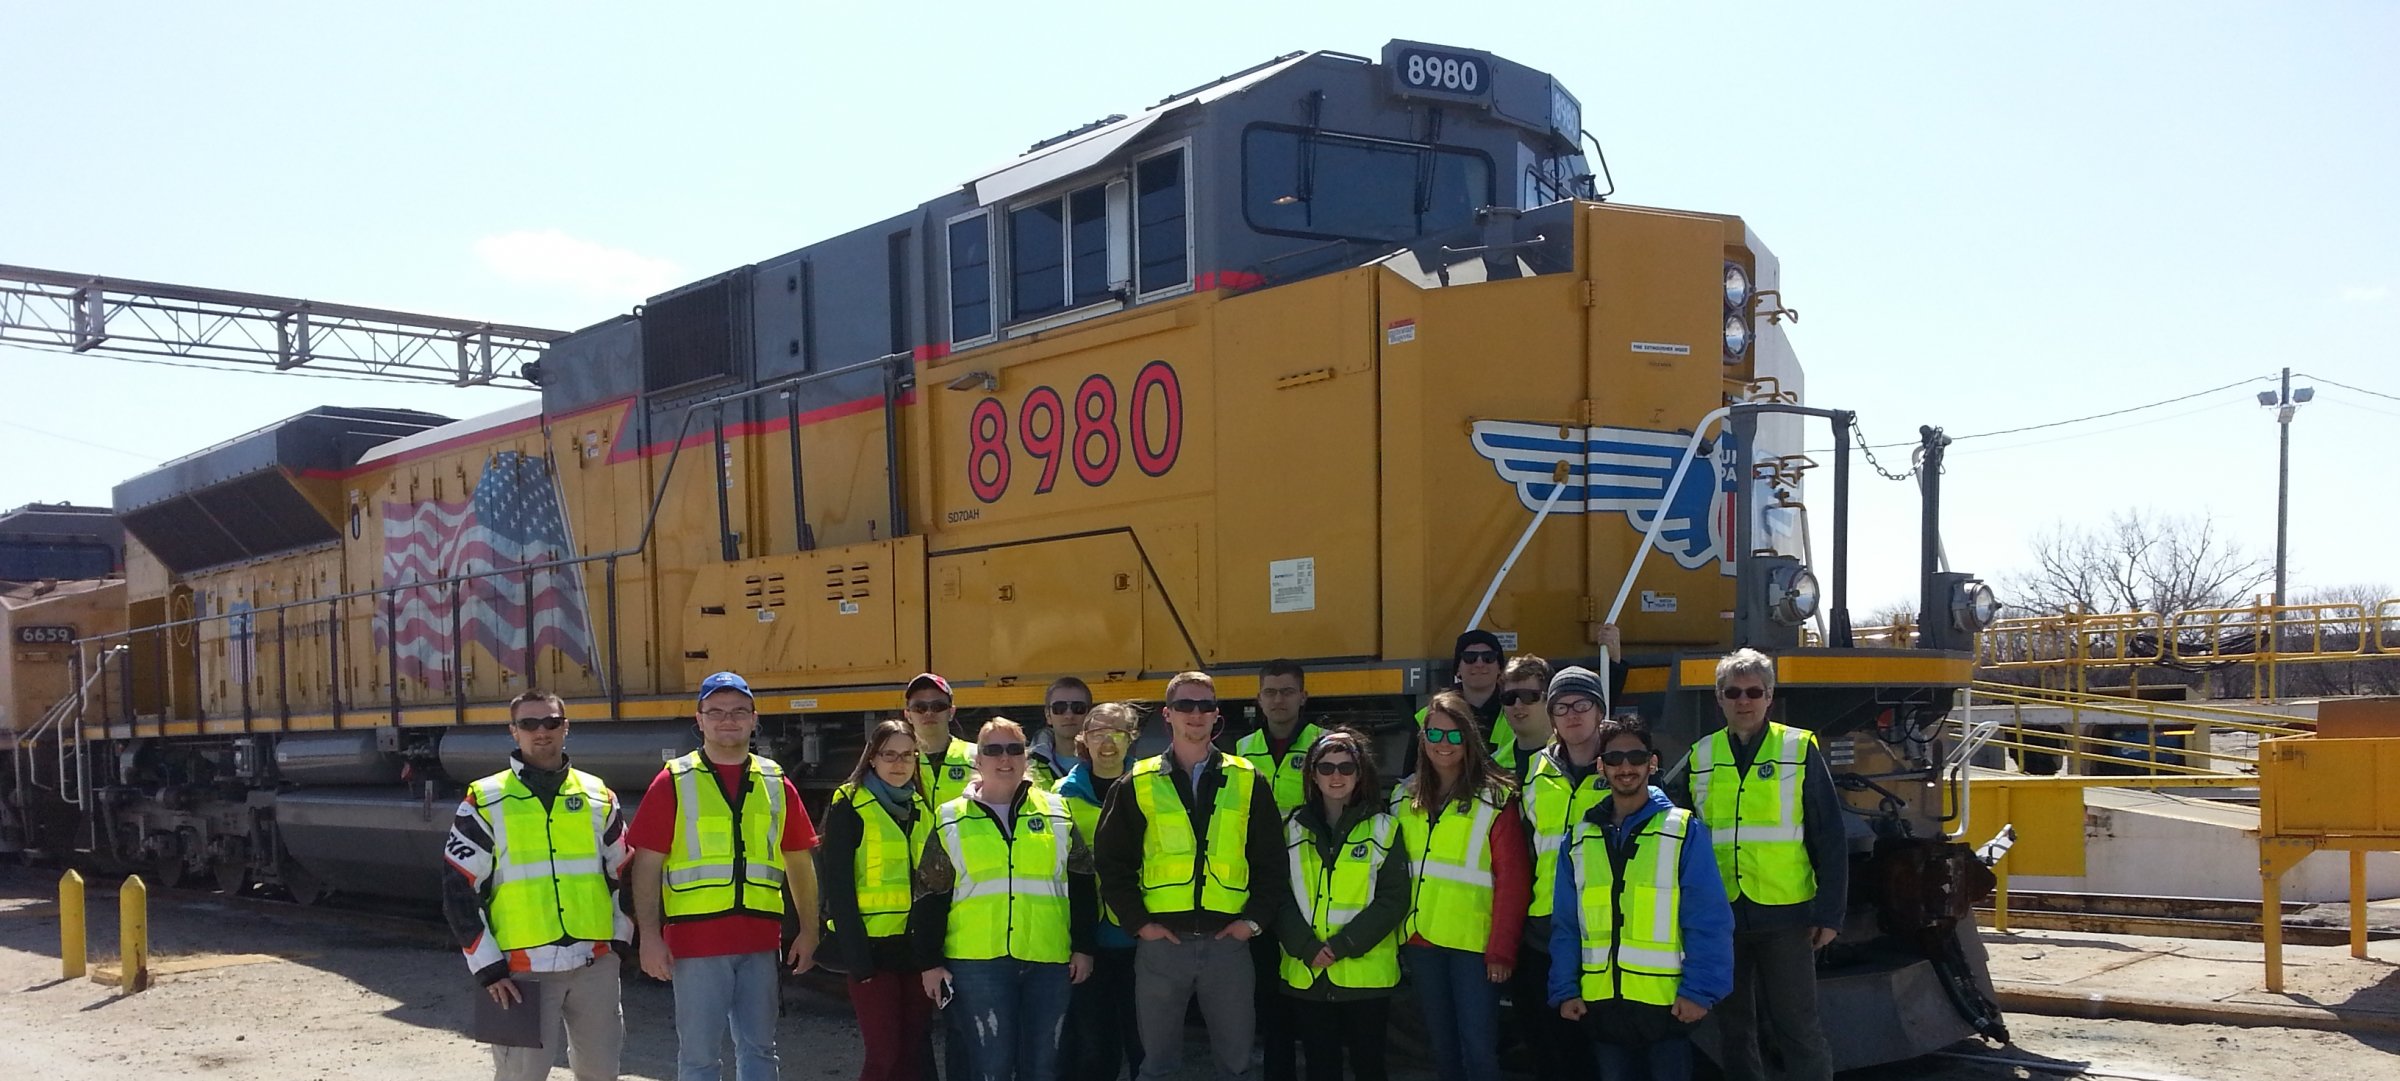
[947,957,1073,1081]
[1592,1036,1693,1081]
[672,950,781,1081]
[1403,945,1500,1081]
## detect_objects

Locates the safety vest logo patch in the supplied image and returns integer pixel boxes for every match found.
[1756,763,1776,780]
[565,795,585,812]
[950,767,967,780]
[1352,843,1369,858]
[1028,816,1048,833]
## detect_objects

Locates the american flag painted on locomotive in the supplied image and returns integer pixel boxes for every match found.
[373,450,596,685]
[1468,421,1742,574]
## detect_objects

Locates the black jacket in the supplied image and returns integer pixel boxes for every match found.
[816,787,931,975]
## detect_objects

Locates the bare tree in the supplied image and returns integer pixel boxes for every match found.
[2004,509,2272,616]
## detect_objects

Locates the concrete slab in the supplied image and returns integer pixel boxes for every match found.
[1983,926,2400,1029]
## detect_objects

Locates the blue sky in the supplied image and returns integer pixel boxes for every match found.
[4,2,2394,617]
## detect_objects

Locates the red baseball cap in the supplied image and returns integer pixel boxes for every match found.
[905,673,952,699]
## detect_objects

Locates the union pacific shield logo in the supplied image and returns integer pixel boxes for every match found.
[1468,421,1738,574]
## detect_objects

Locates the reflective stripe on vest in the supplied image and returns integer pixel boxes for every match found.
[1521,751,1608,919]
[1570,806,1690,1006]
[1280,808,1400,990]
[660,752,788,920]
[1392,781,1502,952]
[1235,723,1323,816]
[1127,753,1258,915]
[1691,723,1816,906]
[832,782,931,938]
[938,788,1074,963]
[472,767,618,951]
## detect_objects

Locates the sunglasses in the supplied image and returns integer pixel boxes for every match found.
[1600,749,1653,767]
[1549,698,1599,718]
[1423,728,1465,745]
[1049,700,1092,716]
[1498,690,1544,707]
[1459,650,1501,665]
[1311,760,1358,776]
[907,700,953,714]
[978,742,1027,758]
[513,715,566,732]
[1166,698,1218,713]
[1720,686,1768,700]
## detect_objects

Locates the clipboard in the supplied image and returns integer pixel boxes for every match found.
[471,980,545,1048]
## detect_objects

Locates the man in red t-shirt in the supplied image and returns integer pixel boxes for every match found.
[629,671,820,1081]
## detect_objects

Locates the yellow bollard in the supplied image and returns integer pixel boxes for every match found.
[119,874,149,994]
[60,869,85,980]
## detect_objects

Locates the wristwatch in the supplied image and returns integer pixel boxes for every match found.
[1241,918,1263,937]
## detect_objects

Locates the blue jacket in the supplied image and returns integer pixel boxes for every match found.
[1057,763,1137,950]
[1546,785,1734,1009]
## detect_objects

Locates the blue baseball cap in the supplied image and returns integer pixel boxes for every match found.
[697,671,754,704]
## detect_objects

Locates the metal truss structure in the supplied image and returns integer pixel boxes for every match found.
[0,264,564,389]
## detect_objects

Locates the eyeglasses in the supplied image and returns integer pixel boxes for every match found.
[978,742,1027,758]
[1720,686,1768,700]
[701,707,756,721]
[1549,698,1599,719]
[1459,650,1501,665]
[1257,687,1303,699]
[1498,690,1544,708]
[872,749,915,764]
[1600,749,1654,767]
[1311,760,1358,776]
[907,700,953,714]
[1084,728,1132,742]
[1048,700,1092,716]
[1423,728,1465,745]
[1166,698,1218,713]
[513,715,566,731]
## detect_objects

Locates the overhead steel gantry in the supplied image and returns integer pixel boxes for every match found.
[0,263,565,389]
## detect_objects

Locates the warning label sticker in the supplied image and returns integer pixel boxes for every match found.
[1270,557,1316,614]
[1385,319,1417,345]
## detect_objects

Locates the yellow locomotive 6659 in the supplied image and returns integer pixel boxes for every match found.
[7,40,2005,1069]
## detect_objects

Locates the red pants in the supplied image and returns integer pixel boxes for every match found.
[847,970,935,1081]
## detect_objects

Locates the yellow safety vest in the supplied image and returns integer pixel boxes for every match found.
[1235,723,1325,816]
[1521,749,1609,920]
[1055,773,1122,926]
[660,752,789,921]
[1569,807,1691,1006]
[920,739,977,809]
[469,767,618,951]
[938,787,1075,963]
[1280,807,1400,990]
[1691,722,1817,906]
[1127,752,1259,915]
[1391,780,1504,952]
[831,781,932,938]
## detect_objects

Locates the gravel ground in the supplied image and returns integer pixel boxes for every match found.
[3,866,2396,1080]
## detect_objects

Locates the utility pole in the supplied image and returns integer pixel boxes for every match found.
[2259,368,2313,695]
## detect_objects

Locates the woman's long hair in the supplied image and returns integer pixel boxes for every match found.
[1303,726,1382,820]
[1413,691,1513,815]
[844,718,919,787]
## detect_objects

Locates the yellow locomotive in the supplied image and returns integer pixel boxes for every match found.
[5,40,2005,1068]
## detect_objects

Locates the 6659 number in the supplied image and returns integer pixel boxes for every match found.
[967,361,1183,503]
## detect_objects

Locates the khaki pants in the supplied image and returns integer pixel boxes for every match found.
[494,950,625,1081]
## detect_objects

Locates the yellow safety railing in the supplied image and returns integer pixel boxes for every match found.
[1961,774,2257,932]
[1940,598,2400,700]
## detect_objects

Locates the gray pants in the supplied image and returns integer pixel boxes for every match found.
[493,950,625,1081]
[1717,927,1832,1081]
[1134,933,1254,1081]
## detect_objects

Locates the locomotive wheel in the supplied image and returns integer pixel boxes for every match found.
[213,858,247,895]
[149,836,189,890]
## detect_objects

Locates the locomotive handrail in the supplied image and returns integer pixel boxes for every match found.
[66,354,913,725]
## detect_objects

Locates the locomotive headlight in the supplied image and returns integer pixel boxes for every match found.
[1767,561,1821,627]
[1723,314,1752,360]
[1949,578,2001,633]
[1723,262,1752,311]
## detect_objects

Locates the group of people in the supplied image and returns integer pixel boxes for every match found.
[441,632,1849,1081]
